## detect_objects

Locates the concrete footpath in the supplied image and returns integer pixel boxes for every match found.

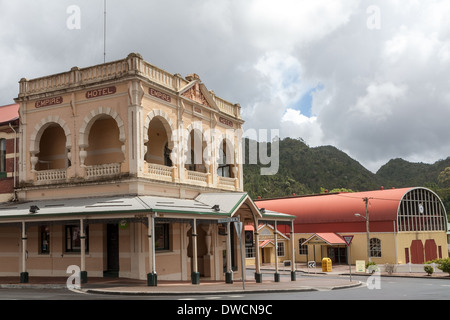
[0,264,448,296]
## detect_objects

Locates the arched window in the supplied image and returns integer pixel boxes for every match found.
[85,116,124,166]
[298,238,308,255]
[398,188,447,232]
[37,124,67,170]
[370,238,381,258]
[145,116,172,167]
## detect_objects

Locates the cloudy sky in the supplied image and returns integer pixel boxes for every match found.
[1,0,449,173]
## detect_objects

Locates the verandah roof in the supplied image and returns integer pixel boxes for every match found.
[302,233,347,246]
[0,192,294,223]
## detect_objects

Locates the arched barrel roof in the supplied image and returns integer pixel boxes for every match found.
[254,187,446,233]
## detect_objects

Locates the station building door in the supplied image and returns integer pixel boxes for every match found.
[327,246,348,264]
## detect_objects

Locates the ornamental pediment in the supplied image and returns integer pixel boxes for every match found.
[182,82,211,108]
[180,75,220,112]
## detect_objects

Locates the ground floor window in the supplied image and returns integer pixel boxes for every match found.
[298,238,308,255]
[39,226,50,254]
[277,242,285,257]
[65,225,89,253]
[245,246,255,258]
[370,238,381,258]
[155,223,169,251]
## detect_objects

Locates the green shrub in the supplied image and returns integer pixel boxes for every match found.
[424,265,434,275]
[427,258,450,275]
[436,258,450,275]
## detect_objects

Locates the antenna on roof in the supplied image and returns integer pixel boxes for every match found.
[103,0,107,63]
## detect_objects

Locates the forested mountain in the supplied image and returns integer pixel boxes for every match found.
[376,158,450,188]
[242,137,450,214]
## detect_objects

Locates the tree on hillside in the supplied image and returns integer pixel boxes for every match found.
[438,167,450,187]
[320,187,355,194]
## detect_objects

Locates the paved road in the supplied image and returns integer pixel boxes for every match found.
[201,275,450,300]
[0,274,448,301]
[0,275,446,320]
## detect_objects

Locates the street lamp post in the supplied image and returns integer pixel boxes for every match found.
[355,197,371,263]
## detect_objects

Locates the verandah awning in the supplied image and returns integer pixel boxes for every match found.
[0,192,295,224]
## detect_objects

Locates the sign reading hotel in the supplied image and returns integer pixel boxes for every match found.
[85,86,117,99]
[35,96,63,108]
[149,88,171,103]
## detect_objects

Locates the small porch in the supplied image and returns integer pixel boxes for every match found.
[301,233,348,264]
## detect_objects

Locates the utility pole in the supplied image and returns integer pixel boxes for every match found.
[363,197,371,263]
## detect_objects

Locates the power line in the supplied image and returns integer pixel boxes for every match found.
[334,193,400,202]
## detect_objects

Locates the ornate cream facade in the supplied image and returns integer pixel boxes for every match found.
[0,53,295,285]
[16,53,244,200]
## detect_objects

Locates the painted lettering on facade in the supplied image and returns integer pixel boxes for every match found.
[35,96,63,108]
[219,117,233,128]
[149,88,171,103]
[85,86,117,99]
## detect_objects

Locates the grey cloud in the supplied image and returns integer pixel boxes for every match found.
[0,0,449,173]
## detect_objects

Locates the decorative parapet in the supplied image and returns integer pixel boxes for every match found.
[212,95,242,120]
[17,53,241,119]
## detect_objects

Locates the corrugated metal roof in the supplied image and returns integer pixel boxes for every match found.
[302,233,346,246]
[0,104,19,124]
[259,240,274,248]
[194,192,248,215]
[195,192,295,221]
[255,187,415,225]
[0,193,295,222]
[0,196,150,220]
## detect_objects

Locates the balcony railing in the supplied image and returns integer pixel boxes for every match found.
[85,163,121,179]
[218,176,236,191]
[35,169,67,183]
[146,163,174,182]
[186,170,208,186]
[30,162,241,191]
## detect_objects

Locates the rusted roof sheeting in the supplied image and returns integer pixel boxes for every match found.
[0,104,19,124]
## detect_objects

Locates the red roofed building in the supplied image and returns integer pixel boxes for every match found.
[255,187,449,266]
[0,103,19,202]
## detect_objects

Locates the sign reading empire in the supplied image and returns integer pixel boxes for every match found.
[86,86,117,99]
[149,88,171,103]
[35,96,63,108]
